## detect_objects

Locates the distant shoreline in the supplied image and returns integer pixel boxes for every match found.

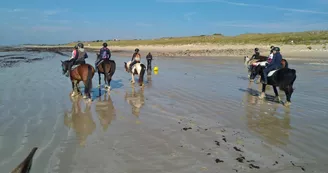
[0,44,327,61]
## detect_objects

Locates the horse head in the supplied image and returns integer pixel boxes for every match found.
[249,65,264,80]
[124,62,128,72]
[60,60,69,75]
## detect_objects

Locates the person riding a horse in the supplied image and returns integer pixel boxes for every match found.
[267,45,275,63]
[95,42,111,71]
[67,43,88,76]
[129,48,141,73]
[262,47,282,84]
[248,48,260,63]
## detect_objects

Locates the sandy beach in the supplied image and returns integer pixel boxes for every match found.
[0,50,327,173]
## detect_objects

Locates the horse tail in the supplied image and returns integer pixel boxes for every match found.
[85,65,93,95]
[109,60,116,77]
[138,64,146,85]
[278,68,296,90]
[282,59,289,68]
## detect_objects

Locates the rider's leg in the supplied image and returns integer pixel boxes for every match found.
[129,61,137,72]
[262,66,275,84]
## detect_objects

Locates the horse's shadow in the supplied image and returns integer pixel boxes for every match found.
[238,88,279,103]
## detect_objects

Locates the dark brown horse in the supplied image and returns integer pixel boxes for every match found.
[95,53,116,91]
[11,147,38,173]
[61,60,95,102]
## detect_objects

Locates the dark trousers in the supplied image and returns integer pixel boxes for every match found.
[129,60,139,71]
[147,59,152,69]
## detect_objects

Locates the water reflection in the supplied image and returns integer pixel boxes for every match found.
[124,87,145,117]
[243,84,291,146]
[64,96,96,147]
[147,74,152,88]
[95,91,116,131]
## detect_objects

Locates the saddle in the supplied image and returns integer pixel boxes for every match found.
[71,64,80,71]
[252,61,267,67]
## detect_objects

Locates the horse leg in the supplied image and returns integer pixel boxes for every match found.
[98,72,101,88]
[259,84,266,99]
[107,74,112,91]
[272,86,281,103]
[284,85,293,106]
[131,73,135,84]
[71,81,79,97]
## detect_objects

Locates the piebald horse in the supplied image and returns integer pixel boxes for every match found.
[124,58,146,86]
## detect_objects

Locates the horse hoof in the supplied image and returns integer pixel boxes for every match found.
[131,81,135,84]
[71,92,78,97]
[258,93,265,99]
[274,96,281,103]
[284,101,291,107]
[83,95,87,99]
[249,79,254,82]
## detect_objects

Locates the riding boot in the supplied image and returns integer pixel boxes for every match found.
[262,73,268,84]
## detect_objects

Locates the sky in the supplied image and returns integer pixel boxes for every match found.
[0,0,327,45]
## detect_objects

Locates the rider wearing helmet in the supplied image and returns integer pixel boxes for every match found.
[129,48,141,73]
[262,47,282,84]
[67,42,88,76]
[267,45,275,63]
[95,42,111,69]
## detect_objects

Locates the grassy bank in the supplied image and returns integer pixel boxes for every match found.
[63,31,328,47]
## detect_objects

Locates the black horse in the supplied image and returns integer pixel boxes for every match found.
[249,59,296,106]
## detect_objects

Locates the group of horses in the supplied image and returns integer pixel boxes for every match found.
[244,54,297,106]
[60,53,149,102]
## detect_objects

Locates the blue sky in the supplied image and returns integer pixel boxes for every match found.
[0,0,327,45]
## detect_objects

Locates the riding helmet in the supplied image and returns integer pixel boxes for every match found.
[254,48,259,51]
[77,43,84,48]
[135,48,140,52]
[270,45,274,49]
[273,47,280,51]
[103,42,108,47]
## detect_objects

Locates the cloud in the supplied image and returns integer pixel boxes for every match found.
[157,0,328,14]
[184,12,196,21]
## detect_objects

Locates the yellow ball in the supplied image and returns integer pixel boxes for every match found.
[154,66,159,71]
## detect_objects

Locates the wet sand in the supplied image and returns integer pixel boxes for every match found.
[0,51,327,173]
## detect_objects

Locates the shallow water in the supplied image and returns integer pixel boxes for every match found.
[0,52,327,173]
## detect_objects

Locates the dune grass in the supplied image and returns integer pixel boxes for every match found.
[63,30,328,47]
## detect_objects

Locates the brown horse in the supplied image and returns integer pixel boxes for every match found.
[11,147,38,173]
[95,53,116,91]
[61,60,95,102]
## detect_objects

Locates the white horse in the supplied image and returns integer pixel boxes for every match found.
[124,60,146,86]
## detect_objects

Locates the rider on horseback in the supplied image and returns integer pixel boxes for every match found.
[262,47,282,84]
[95,42,111,70]
[129,48,141,73]
[267,45,275,63]
[68,43,88,76]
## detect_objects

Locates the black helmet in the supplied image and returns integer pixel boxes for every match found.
[254,48,259,51]
[273,47,280,51]
[135,48,139,52]
[103,42,108,47]
[77,43,84,48]
[270,45,274,49]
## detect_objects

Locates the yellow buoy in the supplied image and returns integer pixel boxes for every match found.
[154,66,158,71]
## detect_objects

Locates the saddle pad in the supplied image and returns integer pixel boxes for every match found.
[71,64,80,70]
[268,70,277,77]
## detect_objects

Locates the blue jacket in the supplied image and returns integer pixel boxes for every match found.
[267,52,282,69]
[99,47,111,59]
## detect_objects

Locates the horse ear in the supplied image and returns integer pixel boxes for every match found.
[60,60,63,63]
